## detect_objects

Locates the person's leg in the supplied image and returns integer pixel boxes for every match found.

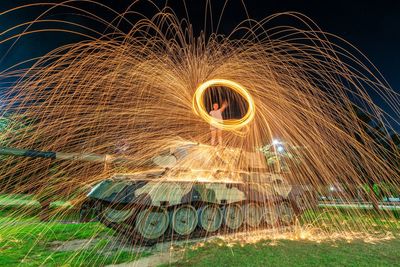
[211,129,216,146]
[218,129,222,146]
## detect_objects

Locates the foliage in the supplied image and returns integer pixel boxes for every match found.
[0,114,32,146]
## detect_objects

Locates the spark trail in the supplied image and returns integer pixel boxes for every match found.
[0,1,399,265]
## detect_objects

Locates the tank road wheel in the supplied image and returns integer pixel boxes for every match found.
[198,205,223,233]
[103,207,135,223]
[135,208,169,240]
[264,205,278,226]
[171,205,198,236]
[243,203,262,228]
[223,204,244,230]
[277,202,295,225]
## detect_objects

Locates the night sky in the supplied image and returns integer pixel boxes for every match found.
[0,0,399,126]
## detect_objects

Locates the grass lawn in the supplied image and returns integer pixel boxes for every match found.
[0,212,147,266]
[169,238,400,267]
[1,194,399,266]
[169,209,400,267]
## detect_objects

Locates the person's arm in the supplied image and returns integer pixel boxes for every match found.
[219,101,228,112]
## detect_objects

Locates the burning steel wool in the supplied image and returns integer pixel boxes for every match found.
[0,0,399,258]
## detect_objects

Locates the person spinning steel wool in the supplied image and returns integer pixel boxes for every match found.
[209,101,228,146]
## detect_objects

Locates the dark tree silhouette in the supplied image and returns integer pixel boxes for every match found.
[352,105,399,211]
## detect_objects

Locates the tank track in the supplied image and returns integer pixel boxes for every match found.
[94,200,301,247]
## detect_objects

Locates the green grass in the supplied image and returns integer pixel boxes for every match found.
[0,215,147,266]
[167,210,400,267]
[1,194,399,266]
[169,238,400,267]
[301,208,400,233]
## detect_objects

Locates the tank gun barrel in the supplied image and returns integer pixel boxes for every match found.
[0,146,114,163]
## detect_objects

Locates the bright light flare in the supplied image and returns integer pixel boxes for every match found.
[272,139,281,145]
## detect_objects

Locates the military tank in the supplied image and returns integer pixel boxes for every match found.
[0,143,316,244]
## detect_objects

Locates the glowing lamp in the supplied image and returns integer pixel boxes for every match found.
[277,146,284,153]
[272,139,281,145]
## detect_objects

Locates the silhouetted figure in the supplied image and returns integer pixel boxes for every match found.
[209,101,228,146]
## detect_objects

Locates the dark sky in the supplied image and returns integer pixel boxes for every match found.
[0,0,399,126]
[1,0,399,87]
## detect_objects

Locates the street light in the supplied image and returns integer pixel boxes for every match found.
[272,139,281,145]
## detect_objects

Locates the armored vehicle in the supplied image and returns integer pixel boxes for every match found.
[0,142,316,244]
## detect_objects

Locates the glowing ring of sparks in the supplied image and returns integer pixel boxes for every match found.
[193,79,255,130]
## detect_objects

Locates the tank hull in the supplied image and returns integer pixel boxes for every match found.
[86,174,316,244]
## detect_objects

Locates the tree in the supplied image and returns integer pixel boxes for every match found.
[352,105,400,211]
